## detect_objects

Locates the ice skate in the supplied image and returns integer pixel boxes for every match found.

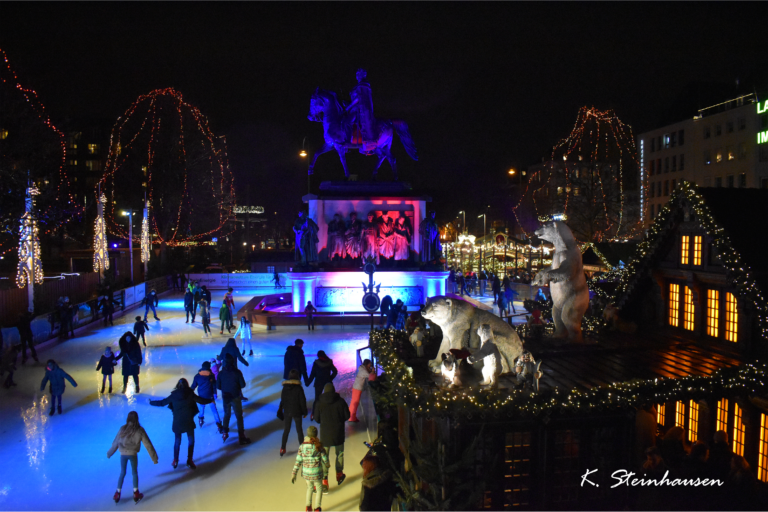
[322,479,329,494]
[100,385,105,394]
[113,491,120,503]
[336,472,346,485]
[186,460,196,470]
[216,422,223,434]
[58,406,62,415]
[172,459,178,469]
[108,386,112,393]
[249,350,253,356]
[222,431,229,443]
[239,436,251,445]
[198,416,204,427]
[49,407,55,416]
[133,491,143,504]
[280,448,286,457]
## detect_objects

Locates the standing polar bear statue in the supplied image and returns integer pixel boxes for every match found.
[532,221,589,343]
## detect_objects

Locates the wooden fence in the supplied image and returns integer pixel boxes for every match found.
[0,273,101,325]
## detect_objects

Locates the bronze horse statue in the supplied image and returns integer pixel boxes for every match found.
[307,88,418,180]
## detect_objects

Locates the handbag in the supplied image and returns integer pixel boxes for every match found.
[277,400,285,421]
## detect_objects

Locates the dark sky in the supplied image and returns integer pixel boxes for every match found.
[2,2,766,234]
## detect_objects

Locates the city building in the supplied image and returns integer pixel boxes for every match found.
[640,93,768,225]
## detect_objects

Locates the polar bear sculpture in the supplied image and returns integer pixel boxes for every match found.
[422,297,523,373]
[532,221,589,342]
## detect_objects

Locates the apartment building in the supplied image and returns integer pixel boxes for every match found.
[639,93,768,224]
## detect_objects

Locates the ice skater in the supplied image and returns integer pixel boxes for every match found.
[291,425,330,512]
[304,301,317,331]
[219,303,232,335]
[96,346,118,393]
[191,361,222,432]
[234,316,253,356]
[199,298,211,336]
[219,338,249,400]
[133,316,150,347]
[348,359,374,423]
[117,332,143,394]
[184,289,195,323]
[99,294,115,326]
[40,359,78,416]
[306,350,338,421]
[107,411,158,504]
[279,369,307,457]
[223,287,236,331]
[217,354,251,445]
[143,289,160,321]
[149,378,212,470]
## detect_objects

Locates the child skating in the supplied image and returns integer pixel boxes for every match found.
[291,425,330,512]
[40,359,78,415]
[199,298,211,337]
[234,316,253,356]
[133,316,150,347]
[96,346,118,393]
[107,411,158,504]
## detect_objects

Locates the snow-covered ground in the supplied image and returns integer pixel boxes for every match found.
[0,291,373,511]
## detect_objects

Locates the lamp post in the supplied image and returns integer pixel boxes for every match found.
[477,213,486,271]
[121,210,134,284]
[458,211,466,234]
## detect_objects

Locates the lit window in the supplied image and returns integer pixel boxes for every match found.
[716,149,723,163]
[733,403,745,456]
[669,284,680,327]
[657,404,666,426]
[727,146,735,160]
[0,129,8,139]
[725,293,738,342]
[141,166,147,175]
[759,414,768,483]
[716,398,729,432]
[693,236,702,266]
[680,236,689,264]
[557,186,563,195]
[707,290,719,337]
[88,143,100,154]
[86,160,102,172]
[675,401,685,428]
[684,287,695,331]
[68,159,77,166]
[688,400,699,442]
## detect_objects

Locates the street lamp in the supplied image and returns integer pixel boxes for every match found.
[477,213,486,272]
[121,210,134,284]
[458,211,466,234]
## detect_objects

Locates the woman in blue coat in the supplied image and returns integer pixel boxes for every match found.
[117,332,143,394]
[40,359,78,416]
[149,378,212,470]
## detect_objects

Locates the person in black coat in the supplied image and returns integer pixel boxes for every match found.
[315,382,350,485]
[306,350,338,421]
[99,294,116,326]
[40,359,78,416]
[116,332,143,394]
[219,338,249,400]
[96,346,118,394]
[278,369,307,456]
[283,339,308,382]
[201,285,212,305]
[216,354,251,445]
[184,290,194,323]
[379,295,393,328]
[16,311,38,364]
[133,317,150,347]
[149,378,211,469]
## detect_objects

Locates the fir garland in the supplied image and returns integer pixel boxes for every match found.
[370,329,767,419]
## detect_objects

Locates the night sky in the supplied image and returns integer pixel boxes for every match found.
[2,2,766,234]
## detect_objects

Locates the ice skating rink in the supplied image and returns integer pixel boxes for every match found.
[0,291,373,510]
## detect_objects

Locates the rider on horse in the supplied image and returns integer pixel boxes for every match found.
[345,68,376,154]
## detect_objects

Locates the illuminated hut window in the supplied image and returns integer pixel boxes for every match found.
[683,287,695,331]
[759,414,768,483]
[693,236,702,265]
[706,289,719,337]
[725,293,738,342]
[504,431,531,507]
[669,284,680,327]
[688,400,699,442]
[657,404,666,426]
[733,404,745,457]
[716,398,729,432]
[680,235,689,264]
[675,401,685,428]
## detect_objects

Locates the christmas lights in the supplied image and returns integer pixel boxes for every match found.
[16,185,44,290]
[0,49,83,258]
[94,193,109,273]
[514,107,643,243]
[141,200,150,266]
[98,88,235,247]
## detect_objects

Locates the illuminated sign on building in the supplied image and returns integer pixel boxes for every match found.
[758,130,768,145]
[233,206,264,214]
[758,100,768,114]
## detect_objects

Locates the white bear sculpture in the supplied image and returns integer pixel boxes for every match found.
[422,296,523,373]
[532,221,590,342]
[467,324,502,388]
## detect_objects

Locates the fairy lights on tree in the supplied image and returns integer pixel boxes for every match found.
[0,48,83,258]
[93,193,109,274]
[141,200,150,273]
[98,88,235,248]
[514,107,643,242]
[16,185,43,312]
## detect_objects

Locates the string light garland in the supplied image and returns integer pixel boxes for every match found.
[0,48,83,258]
[370,329,766,418]
[141,200,150,265]
[614,180,768,340]
[98,88,235,247]
[16,185,44,288]
[93,193,109,273]
[513,107,643,243]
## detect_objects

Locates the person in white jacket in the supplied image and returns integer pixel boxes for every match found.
[234,316,253,356]
[348,359,374,422]
[107,411,158,504]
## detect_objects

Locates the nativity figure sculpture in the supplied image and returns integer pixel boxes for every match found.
[344,212,362,260]
[293,211,320,266]
[328,213,346,260]
[419,210,441,263]
[360,211,380,264]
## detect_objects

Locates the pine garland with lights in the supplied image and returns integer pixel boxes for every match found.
[370,329,767,419]
[614,180,768,340]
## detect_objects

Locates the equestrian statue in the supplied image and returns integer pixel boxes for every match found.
[307,69,418,181]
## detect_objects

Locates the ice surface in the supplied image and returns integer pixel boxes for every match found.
[0,291,374,510]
